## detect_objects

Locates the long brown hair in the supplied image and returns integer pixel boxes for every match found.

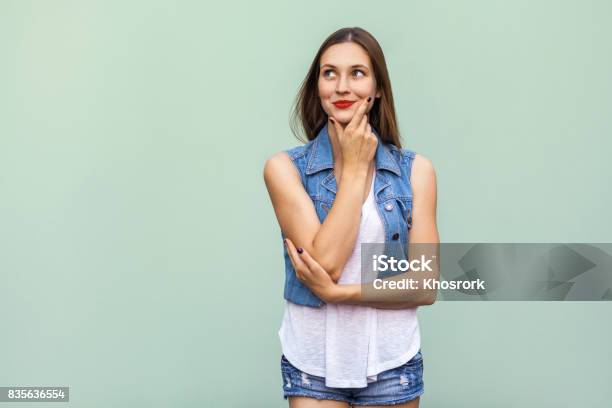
[290,27,402,148]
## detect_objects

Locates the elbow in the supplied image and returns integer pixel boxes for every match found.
[311,251,343,283]
[422,298,436,306]
[329,267,342,283]
[420,291,438,306]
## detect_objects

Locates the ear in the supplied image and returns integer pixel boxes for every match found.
[375,89,381,98]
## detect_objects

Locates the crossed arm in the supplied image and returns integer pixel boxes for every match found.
[264,151,371,282]
[263,152,439,309]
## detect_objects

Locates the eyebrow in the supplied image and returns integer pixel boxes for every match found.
[320,64,369,70]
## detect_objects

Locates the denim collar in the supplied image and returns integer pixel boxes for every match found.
[305,122,401,176]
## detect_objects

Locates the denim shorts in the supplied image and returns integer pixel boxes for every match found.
[280,350,424,406]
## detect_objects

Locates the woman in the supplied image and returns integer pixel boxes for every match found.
[264,27,439,407]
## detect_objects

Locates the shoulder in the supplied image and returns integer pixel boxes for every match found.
[412,154,435,177]
[263,148,311,201]
[389,144,436,185]
[387,146,435,177]
[282,138,316,163]
[263,150,291,170]
[386,145,417,168]
[263,151,295,182]
[263,140,315,179]
[410,153,437,195]
[391,144,435,176]
[263,144,308,186]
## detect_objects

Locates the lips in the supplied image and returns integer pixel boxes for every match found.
[332,100,356,109]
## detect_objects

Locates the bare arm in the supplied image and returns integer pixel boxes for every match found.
[264,152,368,282]
[357,153,440,308]
[264,101,377,282]
[283,154,439,308]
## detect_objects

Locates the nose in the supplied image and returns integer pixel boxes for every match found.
[335,73,350,94]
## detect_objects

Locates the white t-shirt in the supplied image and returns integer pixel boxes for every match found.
[278,175,421,388]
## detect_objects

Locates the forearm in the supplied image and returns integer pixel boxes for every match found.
[328,282,437,309]
[310,165,369,280]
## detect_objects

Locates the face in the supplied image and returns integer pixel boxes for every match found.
[318,42,380,124]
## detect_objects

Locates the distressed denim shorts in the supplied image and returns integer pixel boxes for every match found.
[280,350,424,406]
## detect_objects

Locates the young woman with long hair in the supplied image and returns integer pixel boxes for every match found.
[264,27,439,407]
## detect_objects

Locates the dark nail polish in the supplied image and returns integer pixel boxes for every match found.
[367,96,372,102]
[297,247,304,254]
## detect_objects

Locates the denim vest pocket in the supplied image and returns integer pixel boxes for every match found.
[378,197,411,242]
[395,197,413,231]
[376,195,411,280]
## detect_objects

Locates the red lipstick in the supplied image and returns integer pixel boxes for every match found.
[332,100,356,109]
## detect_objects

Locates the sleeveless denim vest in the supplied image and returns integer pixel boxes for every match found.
[281,123,416,307]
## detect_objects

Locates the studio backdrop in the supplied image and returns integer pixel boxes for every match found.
[1,1,611,407]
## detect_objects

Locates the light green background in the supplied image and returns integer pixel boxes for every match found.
[1,1,611,407]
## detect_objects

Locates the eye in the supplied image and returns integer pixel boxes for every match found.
[321,68,366,78]
[322,69,336,78]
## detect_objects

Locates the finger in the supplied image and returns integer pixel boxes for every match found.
[368,124,378,143]
[288,252,306,282]
[285,238,308,272]
[368,131,378,149]
[358,113,368,135]
[285,241,300,276]
[297,248,326,273]
[329,116,343,138]
[347,97,370,130]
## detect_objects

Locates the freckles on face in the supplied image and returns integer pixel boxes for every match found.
[317,42,378,121]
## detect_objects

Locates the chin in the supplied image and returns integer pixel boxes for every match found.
[332,110,355,123]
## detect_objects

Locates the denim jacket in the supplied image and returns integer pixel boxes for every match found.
[281,123,416,307]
